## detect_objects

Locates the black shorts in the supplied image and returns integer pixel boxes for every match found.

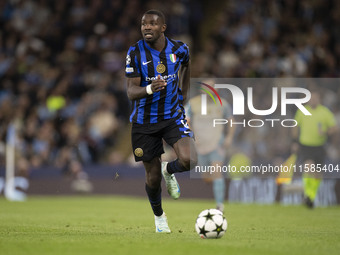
[131,116,194,162]
[298,144,326,165]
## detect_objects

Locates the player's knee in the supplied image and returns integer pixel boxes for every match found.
[190,157,198,170]
[146,173,162,188]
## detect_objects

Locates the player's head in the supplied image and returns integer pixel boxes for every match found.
[141,10,166,43]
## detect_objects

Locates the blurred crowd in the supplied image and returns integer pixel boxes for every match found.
[0,0,339,179]
[193,0,340,78]
[191,0,340,164]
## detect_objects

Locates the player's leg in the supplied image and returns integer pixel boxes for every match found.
[170,137,198,173]
[131,124,170,232]
[161,137,197,199]
[198,154,212,184]
[144,157,163,216]
[163,116,197,173]
[204,148,225,212]
[161,117,197,199]
[211,162,225,212]
[302,146,325,208]
[197,151,225,211]
[143,157,171,233]
[303,159,321,209]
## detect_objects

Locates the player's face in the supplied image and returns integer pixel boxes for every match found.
[141,14,166,43]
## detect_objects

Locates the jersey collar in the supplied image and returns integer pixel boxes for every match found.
[143,37,168,54]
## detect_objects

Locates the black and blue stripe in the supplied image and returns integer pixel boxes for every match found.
[125,37,190,124]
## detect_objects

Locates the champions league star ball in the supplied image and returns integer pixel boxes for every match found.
[195,209,227,239]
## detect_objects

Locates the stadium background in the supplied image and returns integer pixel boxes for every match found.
[0,0,339,205]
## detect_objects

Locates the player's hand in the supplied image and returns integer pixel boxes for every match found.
[151,75,167,92]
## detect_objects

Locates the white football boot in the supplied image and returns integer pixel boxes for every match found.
[155,212,171,233]
[161,162,180,199]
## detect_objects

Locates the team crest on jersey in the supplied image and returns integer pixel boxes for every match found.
[134,148,143,157]
[156,62,166,73]
[169,54,176,63]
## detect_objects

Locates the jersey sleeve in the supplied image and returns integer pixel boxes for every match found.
[125,46,140,78]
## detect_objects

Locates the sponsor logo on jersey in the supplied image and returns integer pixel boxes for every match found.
[145,73,176,82]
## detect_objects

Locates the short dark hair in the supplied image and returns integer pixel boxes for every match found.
[143,9,166,24]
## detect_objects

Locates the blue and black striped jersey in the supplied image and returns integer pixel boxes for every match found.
[125,37,189,124]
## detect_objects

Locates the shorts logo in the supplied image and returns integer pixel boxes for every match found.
[156,62,166,73]
[134,148,143,157]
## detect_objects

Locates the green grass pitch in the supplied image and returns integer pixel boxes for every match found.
[1,196,339,255]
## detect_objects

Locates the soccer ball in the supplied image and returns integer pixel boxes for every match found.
[195,209,227,239]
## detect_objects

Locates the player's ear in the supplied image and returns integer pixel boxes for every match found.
[161,24,167,33]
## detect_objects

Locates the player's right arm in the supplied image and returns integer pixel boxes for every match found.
[126,77,143,100]
[127,76,167,101]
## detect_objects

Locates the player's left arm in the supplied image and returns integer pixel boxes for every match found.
[179,60,190,104]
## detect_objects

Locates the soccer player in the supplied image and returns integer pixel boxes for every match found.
[186,80,235,212]
[293,88,337,208]
[125,10,197,233]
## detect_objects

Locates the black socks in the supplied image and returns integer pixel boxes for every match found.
[167,158,188,174]
[145,184,163,216]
